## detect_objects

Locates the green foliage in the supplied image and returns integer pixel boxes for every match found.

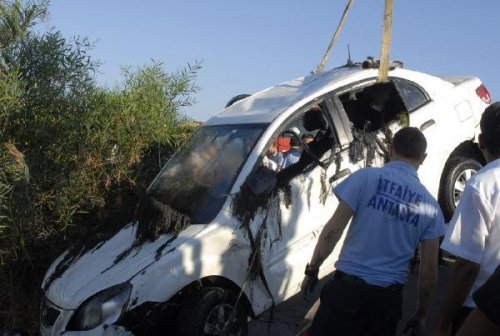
[0,0,48,68]
[0,0,201,331]
[0,143,31,262]
[0,69,24,133]
[2,31,101,238]
[1,17,200,243]
[83,62,200,185]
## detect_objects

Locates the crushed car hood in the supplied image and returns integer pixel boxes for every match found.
[43,222,205,309]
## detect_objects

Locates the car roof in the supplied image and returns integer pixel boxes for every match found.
[204,64,449,126]
[204,66,367,126]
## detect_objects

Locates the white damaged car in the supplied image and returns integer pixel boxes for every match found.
[40,59,490,335]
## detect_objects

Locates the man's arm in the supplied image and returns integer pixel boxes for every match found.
[277,136,332,184]
[458,266,500,335]
[276,150,312,184]
[435,257,480,335]
[308,200,353,270]
[457,309,500,336]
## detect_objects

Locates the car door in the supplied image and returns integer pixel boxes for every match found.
[391,77,453,197]
[246,96,360,301]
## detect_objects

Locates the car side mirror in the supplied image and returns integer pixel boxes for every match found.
[246,166,277,197]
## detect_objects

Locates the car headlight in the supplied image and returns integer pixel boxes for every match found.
[68,283,131,331]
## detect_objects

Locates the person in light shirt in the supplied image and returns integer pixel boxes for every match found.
[280,135,302,170]
[301,127,445,336]
[435,102,500,335]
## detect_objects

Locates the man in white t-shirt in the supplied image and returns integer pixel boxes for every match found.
[435,102,500,335]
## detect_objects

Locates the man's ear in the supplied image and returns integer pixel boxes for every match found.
[419,153,427,165]
[389,144,395,158]
[478,133,486,151]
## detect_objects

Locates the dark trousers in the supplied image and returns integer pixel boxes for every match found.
[309,273,403,336]
[451,306,473,335]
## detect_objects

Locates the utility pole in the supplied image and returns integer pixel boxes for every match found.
[313,0,354,74]
[296,4,396,334]
[378,0,394,82]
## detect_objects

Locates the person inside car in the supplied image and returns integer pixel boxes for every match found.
[276,104,335,185]
[281,135,302,170]
[263,140,284,172]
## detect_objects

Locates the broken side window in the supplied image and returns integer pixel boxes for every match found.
[339,81,409,166]
[392,77,430,112]
[275,101,338,184]
[233,99,339,225]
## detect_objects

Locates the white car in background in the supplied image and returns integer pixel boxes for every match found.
[40,59,490,336]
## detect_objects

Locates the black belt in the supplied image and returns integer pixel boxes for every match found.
[333,270,403,292]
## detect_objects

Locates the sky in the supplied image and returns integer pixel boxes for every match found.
[42,0,500,122]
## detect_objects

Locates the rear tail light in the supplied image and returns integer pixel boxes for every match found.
[476,84,492,104]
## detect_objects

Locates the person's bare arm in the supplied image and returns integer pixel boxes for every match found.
[435,257,480,335]
[457,308,500,336]
[308,200,353,269]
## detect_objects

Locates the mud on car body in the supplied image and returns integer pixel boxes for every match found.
[40,59,490,335]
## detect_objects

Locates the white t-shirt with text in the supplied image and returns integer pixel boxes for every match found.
[441,158,500,307]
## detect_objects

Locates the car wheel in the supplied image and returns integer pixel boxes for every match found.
[178,287,248,336]
[225,94,251,108]
[439,156,482,221]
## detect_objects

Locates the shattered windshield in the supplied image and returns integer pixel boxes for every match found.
[149,124,267,224]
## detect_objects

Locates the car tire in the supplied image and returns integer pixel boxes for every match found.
[225,94,251,108]
[178,287,248,336]
[439,156,482,221]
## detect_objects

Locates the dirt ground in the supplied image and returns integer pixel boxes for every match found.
[249,260,454,336]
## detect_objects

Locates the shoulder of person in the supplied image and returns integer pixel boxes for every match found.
[469,166,500,193]
[347,166,378,182]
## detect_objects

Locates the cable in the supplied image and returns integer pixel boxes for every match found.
[313,0,355,74]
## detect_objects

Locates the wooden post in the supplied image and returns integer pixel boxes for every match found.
[378,0,394,83]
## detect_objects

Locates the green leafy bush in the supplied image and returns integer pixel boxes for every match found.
[0,0,201,331]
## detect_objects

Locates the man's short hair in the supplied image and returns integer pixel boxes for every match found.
[480,102,500,156]
[392,127,427,161]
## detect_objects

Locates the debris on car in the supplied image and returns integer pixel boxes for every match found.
[40,58,490,335]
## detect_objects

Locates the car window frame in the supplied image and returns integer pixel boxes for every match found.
[250,96,342,177]
[391,77,431,113]
[324,94,353,150]
[148,122,268,224]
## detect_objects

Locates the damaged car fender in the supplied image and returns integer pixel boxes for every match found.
[127,218,267,314]
[43,223,206,310]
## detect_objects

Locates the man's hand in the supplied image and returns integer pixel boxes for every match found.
[301,264,319,297]
[402,314,425,336]
[301,274,319,296]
